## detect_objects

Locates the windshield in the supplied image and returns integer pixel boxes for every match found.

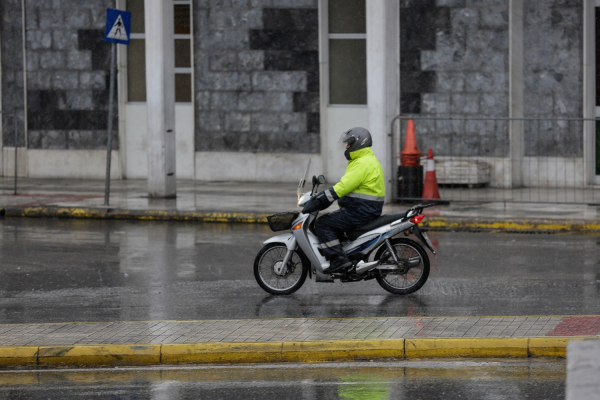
[297,159,311,200]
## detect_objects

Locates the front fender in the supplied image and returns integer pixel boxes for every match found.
[263,233,297,251]
[262,233,309,279]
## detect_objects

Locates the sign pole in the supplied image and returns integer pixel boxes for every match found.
[104,42,116,206]
[103,7,131,206]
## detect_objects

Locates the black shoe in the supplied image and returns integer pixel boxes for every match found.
[323,256,352,274]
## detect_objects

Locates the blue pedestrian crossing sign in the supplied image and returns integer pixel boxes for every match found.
[104,8,131,45]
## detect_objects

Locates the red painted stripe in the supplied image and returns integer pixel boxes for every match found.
[547,317,600,336]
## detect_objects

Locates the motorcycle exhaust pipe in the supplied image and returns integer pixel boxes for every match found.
[355,260,379,274]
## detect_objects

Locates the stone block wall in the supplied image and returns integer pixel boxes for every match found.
[400,0,509,158]
[12,0,117,150]
[193,0,319,154]
[523,0,583,157]
[0,0,26,147]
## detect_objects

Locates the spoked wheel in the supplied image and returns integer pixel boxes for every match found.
[374,238,430,295]
[254,243,308,295]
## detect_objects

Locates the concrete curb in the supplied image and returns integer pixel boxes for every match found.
[2,205,600,232]
[0,337,595,368]
[1,206,269,224]
[424,217,600,233]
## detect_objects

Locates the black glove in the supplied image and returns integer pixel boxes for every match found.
[302,190,334,214]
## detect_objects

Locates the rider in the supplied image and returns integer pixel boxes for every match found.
[302,127,385,273]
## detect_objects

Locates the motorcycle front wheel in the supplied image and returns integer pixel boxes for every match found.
[254,243,309,295]
[374,238,430,295]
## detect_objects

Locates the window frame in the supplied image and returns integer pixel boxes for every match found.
[326,3,367,106]
[125,0,193,103]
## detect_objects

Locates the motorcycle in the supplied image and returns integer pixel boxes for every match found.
[253,162,437,295]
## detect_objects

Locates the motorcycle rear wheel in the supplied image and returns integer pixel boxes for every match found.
[254,243,309,295]
[374,238,430,295]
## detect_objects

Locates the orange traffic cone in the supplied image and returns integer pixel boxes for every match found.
[422,148,440,200]
[400,119,423,167]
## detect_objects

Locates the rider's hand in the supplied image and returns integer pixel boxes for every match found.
[302,191,334,213]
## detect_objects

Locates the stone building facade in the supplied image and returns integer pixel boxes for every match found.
[3,0,117,151]
[0,0,596,190]
[193,0,320,154]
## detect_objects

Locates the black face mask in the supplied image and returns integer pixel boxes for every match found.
[344,148,352,161]
[344,138,356,161]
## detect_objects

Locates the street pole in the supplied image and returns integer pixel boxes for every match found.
[104,42,116,206]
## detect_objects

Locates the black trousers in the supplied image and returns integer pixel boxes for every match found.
[314,208,378,260]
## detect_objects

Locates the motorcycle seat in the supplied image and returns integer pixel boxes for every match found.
[346,212,408,241]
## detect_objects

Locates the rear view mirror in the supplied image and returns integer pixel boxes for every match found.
[318,175,326,184]
[312,175,319,185]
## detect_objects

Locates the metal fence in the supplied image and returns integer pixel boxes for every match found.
[0,111,18,195]
[391,115,600,204]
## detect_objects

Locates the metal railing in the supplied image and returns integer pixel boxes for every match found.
[391,115,599,204]
[0,111,18,195]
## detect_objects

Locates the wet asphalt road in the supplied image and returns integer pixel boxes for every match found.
[0,360,565,399]
[0,218,599,324]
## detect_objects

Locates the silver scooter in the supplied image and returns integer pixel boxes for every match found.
[253,163,437,295]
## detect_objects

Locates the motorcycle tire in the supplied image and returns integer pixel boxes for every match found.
[254,243,309,295]
[374,238,430,295]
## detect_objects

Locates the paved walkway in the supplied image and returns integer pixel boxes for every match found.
[1,315,599,366]
[2,316,598,347]
[1,179,599,232]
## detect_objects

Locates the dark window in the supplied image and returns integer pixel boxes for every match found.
[329,39,366,104]
[174,5,191,34]
[128,0,145,34]
[328,0,366,105]
[127,39,146,102]
[329,0,365,34]
[126,1,192,103]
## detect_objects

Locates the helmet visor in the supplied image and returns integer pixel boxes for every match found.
[338,131,356,145]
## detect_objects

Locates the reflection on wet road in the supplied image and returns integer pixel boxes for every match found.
[0,360,565,399]
[0,218,599,323]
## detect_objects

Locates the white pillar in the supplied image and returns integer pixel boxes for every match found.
[145,0,176,198]
[367,0,400,203]
[509,0,524,188]
[583,0,596,185]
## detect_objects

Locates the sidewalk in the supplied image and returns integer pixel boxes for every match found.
[1,178,599,232]
[1,315,599,367]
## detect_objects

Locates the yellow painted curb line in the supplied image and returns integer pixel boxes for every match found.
[3,206,269,224]
[423,217,600,232]
[37,344,161,367]
[1,336,599,368]
[0,346,38,367]
[162,342,283,364]
[528,337,598,358]
[3,205,600,232]
[405,338,529,358]
[280,339,405,362]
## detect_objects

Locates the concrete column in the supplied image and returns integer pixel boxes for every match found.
[509,0,524,188]
[367,0,400,203]
[144,0,176,198]
[116,0,127,179]
[583,0,596,185]
[566,340,600,400]
[0,17,3,177]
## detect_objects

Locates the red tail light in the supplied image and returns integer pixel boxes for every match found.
[410,214,424,224]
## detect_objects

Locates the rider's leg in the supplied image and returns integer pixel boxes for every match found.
[315,209,363,272]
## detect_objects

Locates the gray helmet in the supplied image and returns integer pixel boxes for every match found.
[339,127,372,160]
